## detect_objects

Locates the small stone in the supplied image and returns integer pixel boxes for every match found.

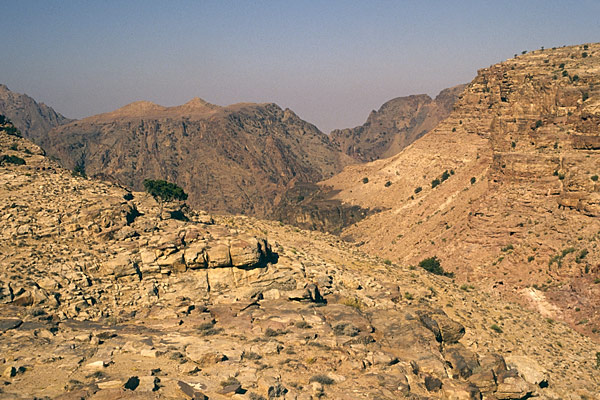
[178,380,208,400]
[3,366,16,378]
[84,360,108,370]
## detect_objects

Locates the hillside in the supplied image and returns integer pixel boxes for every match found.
[1,118,599,399]
[0,84,71,141]
[39,99,353,216]
[322,43,600,339]
[330,85,466,162]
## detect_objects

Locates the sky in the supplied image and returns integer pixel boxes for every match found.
[2,1,599,133]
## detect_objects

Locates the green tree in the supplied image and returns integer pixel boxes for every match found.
[143,179,188,218]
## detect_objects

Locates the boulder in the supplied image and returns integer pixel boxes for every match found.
[206,243,232,268]
[230,236,262,267]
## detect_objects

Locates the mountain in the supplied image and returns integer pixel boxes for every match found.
[0,84,71,141]
[39,99,354,216]
[330,85,466,162]
[321,43,600,339]
[1,116,599,399]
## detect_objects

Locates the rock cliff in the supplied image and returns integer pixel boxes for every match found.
[330,85,466,162]
[0,84,71,141]
[323,43,600,339]
[1,120,598,398]
[39,100,353,216]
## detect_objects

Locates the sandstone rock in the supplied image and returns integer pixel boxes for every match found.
[258,376,287,398]
[230,237,262,267]
[495,369,533,399]
[0,318,22,332]
[177,380,208,400]
[104,254,139,279]
[417,308,465,343]
[206,243,232,268]
[505,355,549,387]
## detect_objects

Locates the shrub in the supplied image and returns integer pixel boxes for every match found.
[341,297,363,311]
[528,255,535,262]
[143,179,187,218]
[490,324,503,333]
[362,177,369,184]
[384,181,391,187]
[470,177,476,185]
[591,175,598,182]
[418,256,454,277]
[582,52,588,58]
[441,170,450,182]
[0,154,25,165]
[576,249,588,263]
[534,120,543,129]
[572,74,580,82]
[431,179,440,188]
[501,244,514,252]
[559,63,565,69]
[562,70,569,77]
[414,186,422,194]
[123,192,134,201]
[383,259,392,265]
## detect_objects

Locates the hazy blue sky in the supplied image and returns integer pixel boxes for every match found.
[2,1,599,132]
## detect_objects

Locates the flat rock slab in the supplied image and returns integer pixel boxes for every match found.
[0,318,22,332]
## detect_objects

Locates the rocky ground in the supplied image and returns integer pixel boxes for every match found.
[1,120,599,399]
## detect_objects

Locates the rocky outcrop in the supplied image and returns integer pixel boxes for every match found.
[0,84,71,142]
[330,85,466,161]
[322,43,600,339]
[37,100,354,217]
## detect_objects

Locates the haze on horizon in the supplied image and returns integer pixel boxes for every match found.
[2,0,599,133]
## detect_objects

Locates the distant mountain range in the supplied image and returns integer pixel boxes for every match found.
[330,85,466,162]
[0,84,460,216]
[37,98,354,216]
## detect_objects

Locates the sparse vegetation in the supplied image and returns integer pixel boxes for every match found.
[501,244,514,252]
[341,296,363,311]
[418,256,454,277]
[575,249,588,263]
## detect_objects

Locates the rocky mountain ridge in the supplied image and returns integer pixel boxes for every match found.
[322,43,600,339]
[330,85,466,162]
[38,100,354,217]
[1,117,599,399]
[0,84,71,142]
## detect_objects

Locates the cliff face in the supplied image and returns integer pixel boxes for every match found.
[330,85,466,162]
[0,84,71,141]
[40,99,353,216]
[323,43,600,338]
